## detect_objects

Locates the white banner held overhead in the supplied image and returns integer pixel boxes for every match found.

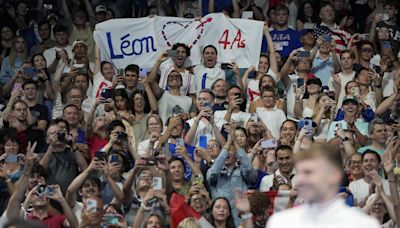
[93,13,263,69]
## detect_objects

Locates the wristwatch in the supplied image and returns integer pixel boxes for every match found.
[208,159,215,166]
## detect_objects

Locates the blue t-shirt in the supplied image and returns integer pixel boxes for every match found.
[262,29,301,58]
[169,143,195,181]
[202,0,232,15]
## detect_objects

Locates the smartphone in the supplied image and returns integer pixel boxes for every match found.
[297,78,305,87]
[77,67,87,75]
[328,91,335,100]
[139,68,148,77]
[175,138,184,146]
[250,113,258,123]
[321,34,332,43]
[95,151,107,161]
[261,139,278,149]
[303,119,313,135]
[358,34,369,40]
[57,132,66,143]
[45,186,54,196]
[221,63,230,70]
[334,122,342,132]
[172,105,182,116]
[101,88,113,99]
[104,214,119,225]
[382,41,391,49]
[298,51,310,58]
[86,198,97,212]
[351,87,360,97]
[204,102,212,111]
[117,132,127,141]
[110,154,120,163]
[13,82,22,91]
[241,11,254,19]
[234,92,242,98]
[143,157,156,166]
[5,154,19,163]
[43,4,53,10]
[23,67,37,77]
[152,177,163,190]
[382,13,389,21]
[199,135,207,149]
[167,49,178,57]
[115,69,123,76]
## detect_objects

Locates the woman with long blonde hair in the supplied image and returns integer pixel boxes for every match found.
[0,35,28,84]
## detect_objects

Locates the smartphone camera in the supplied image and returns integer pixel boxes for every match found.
[57,132,66,143]
[117,132,127,141]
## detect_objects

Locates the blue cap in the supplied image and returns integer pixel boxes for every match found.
[299,29,314,36]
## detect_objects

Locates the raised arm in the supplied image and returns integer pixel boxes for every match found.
[231,0,241,18]
[6,142,37,218]
[49,185,79,228]
[83,0,95,28]
[142,76,158,113]
[241,66,255,93]
[103,164,124,202]
[148,52,169,98]
[208,0,215,13]
[60,0,73,28]
[279,50,299,88]
[176,145,202,176]
[264,23,279,75]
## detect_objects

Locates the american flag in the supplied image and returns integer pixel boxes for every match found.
[313,25,331,40]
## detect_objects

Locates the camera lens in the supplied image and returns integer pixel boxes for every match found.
[57,132,66,142]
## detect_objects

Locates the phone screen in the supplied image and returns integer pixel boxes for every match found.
[297,78,305,87]
[5,154,19,163]
[13,83,23,91]
[199,135,207,149]
[152,177,163,190]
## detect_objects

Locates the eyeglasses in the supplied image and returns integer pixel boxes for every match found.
[350,160,362,165]
[207,144,219,149]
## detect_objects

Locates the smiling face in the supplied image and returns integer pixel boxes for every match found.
[349,153,362,177]
[277,149,294,175]
[80,179,100,198]
[207,140,221,159]
[203,46,217,68]
[1,26,14,41]
[362,153,380,176]
[212,80,227,99]
[304,2,314,17]
[190,194,209,213]
[342,101,358,118]
[137,170,153,191]
[260,76,274,88]
[147,116,162,134]
[125,70,139,89]
[280,121,297,144]
[306,81,321,95]
[67,89,84,107]
[261,90,276,108]
[146,215,162,228]
[38,23,51,40]
[212,198,231,222]
[167,71,182,88]
[133,93,145,113]
[33,55,46,69]
[63,106,80,127]
[258,56,269,73]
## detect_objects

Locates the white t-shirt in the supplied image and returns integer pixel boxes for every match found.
[349,178,391,204]
[73,201,84,224]
[314,118,330,141]
[301,99,314,118]
[186,118,216,147]
[214,110,251,129]
[43,45,73,68]
[157,91,192,125]
[159,59,194,96]
[285,74,300,118]
[92,72,113,98]
[267,198,380,228]
[190,64,225,95]
[260,169,296,192]
[256,107,286,139]
[362,91,377,111]
[246,78,260,112]
[382,71,395,98]
[328,71,355,105]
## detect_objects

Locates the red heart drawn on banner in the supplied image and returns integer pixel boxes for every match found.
[161,18,212,48]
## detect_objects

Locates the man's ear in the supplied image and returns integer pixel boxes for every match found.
[78,189,83,197]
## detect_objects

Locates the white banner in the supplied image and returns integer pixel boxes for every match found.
[93,13,263,70]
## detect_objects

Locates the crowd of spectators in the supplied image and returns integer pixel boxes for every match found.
[0,0,399,227]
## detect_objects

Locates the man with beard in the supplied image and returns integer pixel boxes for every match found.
[358,119,388,155]
[327,95,369,145]
[211,79,228,111]
[148,62,192,124]
[349,150,391,207]
[267,143,379,228]
[156,43,193,96]
[260,145,295,192]
[66,158,103,223]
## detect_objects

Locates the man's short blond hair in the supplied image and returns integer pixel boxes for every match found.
[294,142,343,170]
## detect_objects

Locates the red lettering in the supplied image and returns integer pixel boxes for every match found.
[230,30,245,49]
[218,29,230,49]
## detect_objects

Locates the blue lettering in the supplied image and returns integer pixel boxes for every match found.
[106,32,157,59]
[107,32,123,59]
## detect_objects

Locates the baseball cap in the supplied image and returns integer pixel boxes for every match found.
[342,95,358,104]
[306,77,322,86]
[95,5,107,13]
[47,13,59,21]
